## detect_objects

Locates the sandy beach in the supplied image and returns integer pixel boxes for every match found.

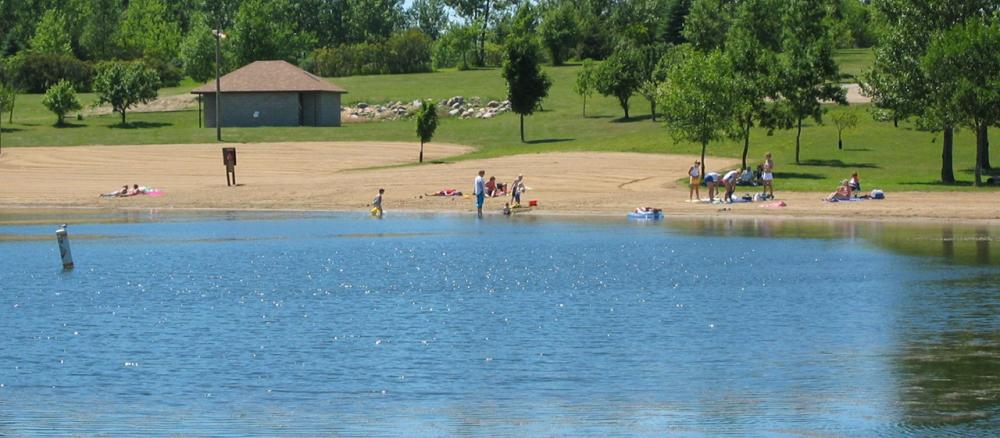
[1,141,998,223]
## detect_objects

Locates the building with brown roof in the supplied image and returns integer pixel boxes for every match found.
[191,60,347,127]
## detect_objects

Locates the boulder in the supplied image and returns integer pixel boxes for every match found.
[357,102,369,109]
[449,108,461,116]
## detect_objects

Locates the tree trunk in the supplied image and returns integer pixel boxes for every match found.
[8,93,14,123]
[419,140,424,163]
[0,111,4,155]
[795,117,803,164]
[892,114,897,128]
[975,122,985,187]
[700,141,707,177]
[520,114,525,143]
[941,125,954,183]
[838,130,843,150]
[121,110,127,126]
[650,100,656,122]
[582,95,587,118]
[621,97,629,120]
[982,126,991,170]
[741,117,750,170]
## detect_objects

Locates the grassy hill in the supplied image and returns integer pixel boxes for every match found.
[0,49,996,191]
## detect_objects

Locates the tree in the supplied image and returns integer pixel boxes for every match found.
[831,109,858,150]
[924,19,1000,187]
[93,62,160,126]
[41,80,82,126]
[445,0,514,66]
[502,36,552,143]
[863,0,994,183]
[573,58,597,117]
[408,0,450,39]
[29,9,73,55]
[79,0,124,61]
[117,0,182,63]
[539,2,579,66]
[659,49,737,176]
[0,81,12,155]
[416,100,438,163]
[344,0,405,44]
[231,0,317,66]
[596,45,642,119]
[726,0,783,170]
[778,0,846,164]
[637,43,670,122]
[682,0,735,50]
[179,14,217,83]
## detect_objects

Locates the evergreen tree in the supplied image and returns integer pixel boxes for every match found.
[416,100,438,163]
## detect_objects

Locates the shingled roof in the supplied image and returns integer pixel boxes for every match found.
[191,60,347,94]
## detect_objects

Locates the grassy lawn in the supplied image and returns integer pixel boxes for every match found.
[832,48,874,82]
[1,49,996,192]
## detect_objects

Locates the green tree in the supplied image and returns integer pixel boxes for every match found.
[41,80,82,126]
[416,100,438,163]
[29,9,73,55]
[831,109,858,150]
[435,23,478,70]
[924,19,1000,187]
[502,36,552,143]
[659,49,737,176]
[863,0,994,183]
[408,0,450,39]
[779,0,846,164]
[344,0,405,44]
[726,0,783,170]
[595,45,642,119]
[664,0,692,44]
[539,2,579,66]
[0,81,13,154]
[573,58,597,117]
[93,62,160,126]
[231,0,317,66]
[683,0,736,50]
[117,0,182,63]
[637,43,670,122]
[179,13,218,82]
[445,0,514,66]
[79,0,124,60]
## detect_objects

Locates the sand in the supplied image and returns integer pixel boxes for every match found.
[1,141,998,223]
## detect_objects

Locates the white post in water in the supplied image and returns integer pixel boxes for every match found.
[56,224,74,270]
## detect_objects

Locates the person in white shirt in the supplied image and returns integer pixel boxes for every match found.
[722,169,742,203]
[474,170,486,218]
[688,160,701,201]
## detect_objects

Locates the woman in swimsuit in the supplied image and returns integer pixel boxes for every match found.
[761,153,774,199]
[688,161,701,201]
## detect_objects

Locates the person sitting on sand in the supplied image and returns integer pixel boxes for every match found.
[485,176,505,197]
[704,172,721,202]
[126,184,143,196]
[848,171,861,197]
[688,161,701,201]
[826,180,852,202]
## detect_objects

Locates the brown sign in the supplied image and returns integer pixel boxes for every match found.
[222,147,237,167]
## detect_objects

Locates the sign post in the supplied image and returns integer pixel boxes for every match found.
[222,147,236,186]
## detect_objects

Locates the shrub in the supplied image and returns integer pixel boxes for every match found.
[10,53,93,93]
[385,29,433,74]
[307,29,433,77]
[41,80,82,125]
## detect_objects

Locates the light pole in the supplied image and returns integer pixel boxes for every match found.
[213,28,227,142]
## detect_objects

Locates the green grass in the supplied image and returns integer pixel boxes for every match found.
[1,50,996,192]
[832,48,874,82]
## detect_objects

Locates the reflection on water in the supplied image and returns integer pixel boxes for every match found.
[0,211,998,436]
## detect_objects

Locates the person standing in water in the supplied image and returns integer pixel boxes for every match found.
[474,170,486,218]
[688,160,701,201]
[371,188,385,217]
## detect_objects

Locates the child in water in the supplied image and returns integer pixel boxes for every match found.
[371,188,384,217]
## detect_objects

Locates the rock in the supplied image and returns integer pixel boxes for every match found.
[482,111,494,119]
[461,109,475,118]
[357,102,369,109]
[449,108,461,116]
[412,99,422,107]
[487,100,500,108]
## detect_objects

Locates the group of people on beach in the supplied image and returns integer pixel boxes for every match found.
[475,170,526,218]
[687,153,775,203]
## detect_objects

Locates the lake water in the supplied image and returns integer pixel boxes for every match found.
[1,211,998,436]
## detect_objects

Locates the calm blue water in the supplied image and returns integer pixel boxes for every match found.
[1,211,998,436]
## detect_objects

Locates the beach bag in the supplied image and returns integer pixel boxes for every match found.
[871,189,885,200]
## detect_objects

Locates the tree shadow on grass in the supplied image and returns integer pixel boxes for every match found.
[775,172,825,180]
[799,159,880,169]
[54,122,86,129]
[902,180,976,187]
[109,121,172,129]
[525,138,574,145]
[583,114,615,119]
[959,167,1000,176]
[611,115,653,123]
[0,127,22,133]
[842,148,872,152]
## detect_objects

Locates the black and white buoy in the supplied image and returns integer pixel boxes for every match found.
[56,224,74,270]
